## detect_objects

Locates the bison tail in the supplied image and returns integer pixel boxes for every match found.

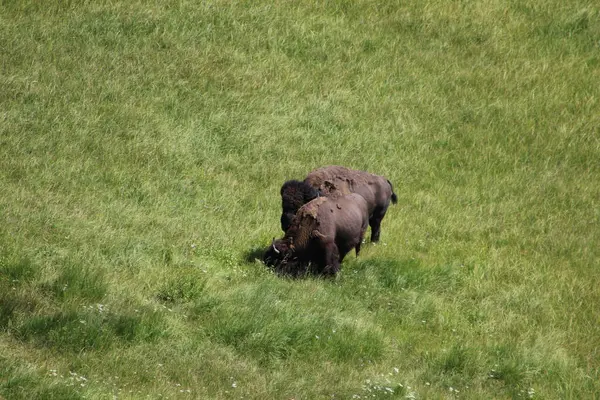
[387,179,398,205]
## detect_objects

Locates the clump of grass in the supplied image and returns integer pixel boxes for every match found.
[202,288,385,366]
[0,356,82,400]
[0,254,38,284]
[15,305,166,352]
[44,263,107,302]
[0,255,41,330]
[351,257,463,292]
[0,291,38,330]
[156,267,207,304]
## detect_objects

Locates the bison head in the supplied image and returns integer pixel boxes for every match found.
[280,180,320,231]
[280,212,296,234]
[262,239,309,277]
[262,239,293,267]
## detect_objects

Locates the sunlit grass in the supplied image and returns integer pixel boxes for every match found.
[1,0,599,398]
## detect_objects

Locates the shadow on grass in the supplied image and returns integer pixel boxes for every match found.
[241,245,324,279]
[242,246,267,264]
[16,306,167,352]
[242,244,430,281]
[0,254,39,283]
[347,257,465,292]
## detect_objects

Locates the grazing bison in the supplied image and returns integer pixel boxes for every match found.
[280,166,397,242]
[264,193,369,277]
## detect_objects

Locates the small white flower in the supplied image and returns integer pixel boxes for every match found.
[232,382,237,388]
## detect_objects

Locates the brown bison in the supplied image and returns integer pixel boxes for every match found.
[280,166,397,242]
[264,193,369,277]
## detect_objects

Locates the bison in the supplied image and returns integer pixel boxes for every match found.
[264,193,369,277]
[280,166,397,242]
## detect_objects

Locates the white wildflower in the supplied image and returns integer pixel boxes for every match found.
[405,391,417,400]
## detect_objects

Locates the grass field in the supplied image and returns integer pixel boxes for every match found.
[1,0,599,398]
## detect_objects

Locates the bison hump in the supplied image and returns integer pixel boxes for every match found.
[298,196,328,219]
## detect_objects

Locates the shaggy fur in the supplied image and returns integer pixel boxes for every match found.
[279,180,321,232]
[264,193,369,277]
[280,166,398,242]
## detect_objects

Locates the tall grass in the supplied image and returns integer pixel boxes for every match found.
[1,0,599,398]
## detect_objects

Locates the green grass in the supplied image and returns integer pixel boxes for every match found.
[1,0,599,398]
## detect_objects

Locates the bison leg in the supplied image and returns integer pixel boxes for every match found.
[369,219,381,242]
[355,241,361,256]
[355,228,366,256]
[321,241,341,276]
[338,247,348,263]
[369,206,388,242]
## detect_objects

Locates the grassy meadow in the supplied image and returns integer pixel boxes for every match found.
[1,0,599,398]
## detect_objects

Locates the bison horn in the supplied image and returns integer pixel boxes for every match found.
[272,243,280,254]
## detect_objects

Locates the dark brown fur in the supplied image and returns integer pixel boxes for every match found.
[280,166,398,242]
[279,179,320,232]
[264,193,369,277]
